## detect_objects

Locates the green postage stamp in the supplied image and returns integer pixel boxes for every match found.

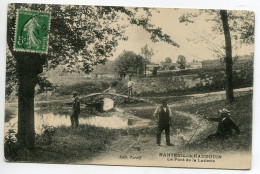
[14,10,51,53]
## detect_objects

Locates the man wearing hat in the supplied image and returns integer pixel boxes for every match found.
[205,108,240,140]
[70,91,80,127]
[153,99,174,146]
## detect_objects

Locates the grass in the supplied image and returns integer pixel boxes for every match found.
[54,80,110,96]
[177,92,253,153]
[128,108,155,119]
[5,90,253,162]
[119,92,253,153]
[6,125,121,163]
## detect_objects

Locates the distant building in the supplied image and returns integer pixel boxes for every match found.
[186,62,202,69]
[146,64,160,71]
[160,62,180,70]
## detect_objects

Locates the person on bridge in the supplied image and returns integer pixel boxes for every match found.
[153,99,174,146]
[204,108,240,140]
[127,76,135,98]
[70,91,80,127]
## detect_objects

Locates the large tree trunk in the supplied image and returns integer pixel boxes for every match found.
[15,53,44,149]
[220,10,235,102]
[17,73,37,149]
[8,4,46,150]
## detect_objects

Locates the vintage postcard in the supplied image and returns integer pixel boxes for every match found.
[4,3,254,169]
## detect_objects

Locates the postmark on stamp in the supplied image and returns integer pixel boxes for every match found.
[14,10,51,53]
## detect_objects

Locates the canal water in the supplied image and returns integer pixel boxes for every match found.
[5,108,130,135]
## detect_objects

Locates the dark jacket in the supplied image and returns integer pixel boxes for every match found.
[73,96,80,114]
[209,116,240,136]
[157,106,170,126]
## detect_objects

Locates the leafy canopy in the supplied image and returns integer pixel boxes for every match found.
[114,51,144,76]
[6,4,180,96]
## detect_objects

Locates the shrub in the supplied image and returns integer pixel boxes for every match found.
[54,81,110,95]
[110,80,119,87]
[4,128,18,160]
[36,125,56,145]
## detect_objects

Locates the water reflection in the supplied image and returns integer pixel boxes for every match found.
[5,111,129,135]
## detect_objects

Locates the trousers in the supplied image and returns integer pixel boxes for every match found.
[128,87,133,97]
[70,112,79,127]
[156,124,170,145]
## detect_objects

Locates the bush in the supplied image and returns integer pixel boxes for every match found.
[4,128,18,160]
[36,76,55,94]
[191,67,253,92]
[110,80,119,87]
[233,67,253,88]
[36,125,56,145]
[54,81,110,96]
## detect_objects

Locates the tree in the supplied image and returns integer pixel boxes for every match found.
[177,55,186,69]
[220,10,234,102]
[114,51,144,78]
[178,9,254,102]
[92,61,115,76]
[141,44,154,76]
[165,57,172,63]
[6,4,180,149]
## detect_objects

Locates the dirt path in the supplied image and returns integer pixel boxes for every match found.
[76,88,253,165]
[174,111,210,143]
[121,87,253,111]
[5,87,252,107]
[76,109,211,165]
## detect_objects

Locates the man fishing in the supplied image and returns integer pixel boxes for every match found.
[204,108,240,140]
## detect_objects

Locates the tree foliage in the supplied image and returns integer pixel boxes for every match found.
[114,51,144,78]
[141,44,154,63]
[6,4,180,96]
[178,9,254,102]
[165,57,172,63]
[6,3,181,149]
[178,9,255,53]
[177,55,186,69]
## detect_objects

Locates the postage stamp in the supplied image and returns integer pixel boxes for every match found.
[14,10,51,53]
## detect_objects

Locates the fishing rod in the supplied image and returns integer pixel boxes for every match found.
[187,111,203,145]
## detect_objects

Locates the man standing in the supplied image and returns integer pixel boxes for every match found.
[153,99,174,146]
[70,91,80,127]
[205,108,240,140]
[127,76,135,98]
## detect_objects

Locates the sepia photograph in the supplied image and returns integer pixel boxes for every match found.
[3,2,255,170]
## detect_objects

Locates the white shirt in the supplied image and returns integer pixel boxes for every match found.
[153,106,173,117]
[127,81,135,88]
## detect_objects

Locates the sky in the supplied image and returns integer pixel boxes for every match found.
[108,8,254,64]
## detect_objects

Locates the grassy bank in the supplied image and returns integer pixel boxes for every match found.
[177,92,253,153]
[120,92,253,153]
[5,125,121,163]
[33,67,253,102]
[5,91,253,162]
